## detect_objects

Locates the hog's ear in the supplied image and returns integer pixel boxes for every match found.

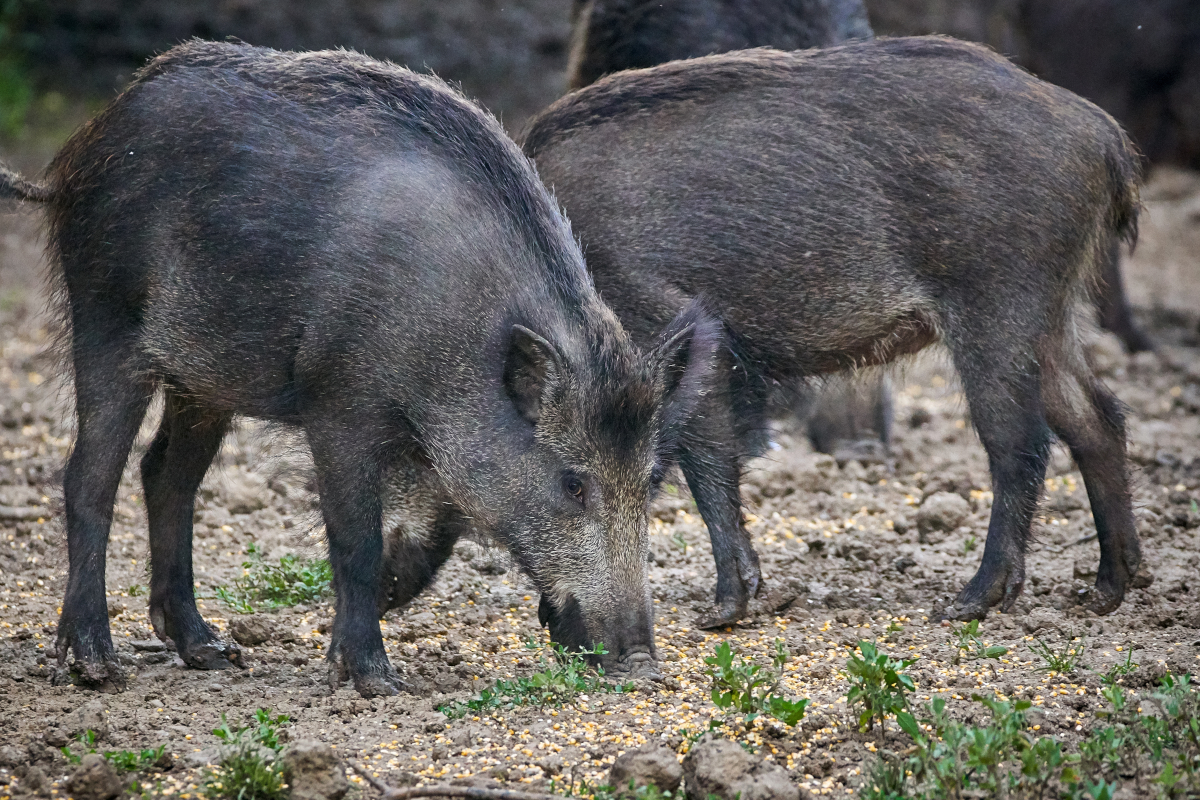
[651,301,723,446]
[505,325,565,425]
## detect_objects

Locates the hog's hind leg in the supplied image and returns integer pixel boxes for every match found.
[55,341,155,690]
[307,425,404,697]
[1040,323,1140,614]
[142,388,241,669]
[679,354,767,629]
[943,333,1052,621]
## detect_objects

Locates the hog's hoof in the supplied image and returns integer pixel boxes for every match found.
[696,597,749,630]
[52,654,127,693]
[327,653,408,697]
[943,565,1025,622]
[352,669,408,698]
[180,639,244,670]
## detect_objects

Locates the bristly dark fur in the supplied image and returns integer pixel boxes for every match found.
[523,35,1144,627]
[34,40,719,697]
[566,0,873,89]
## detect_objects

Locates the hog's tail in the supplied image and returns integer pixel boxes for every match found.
[0,163,52,204]
[1105,124,1142,250]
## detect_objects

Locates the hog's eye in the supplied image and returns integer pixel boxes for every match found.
[563,474,585,506]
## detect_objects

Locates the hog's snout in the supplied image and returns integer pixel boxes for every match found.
[609,646,662,682]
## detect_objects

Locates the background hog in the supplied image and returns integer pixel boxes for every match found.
[566,0,873,89]
[565,0,891,470]
[0,40,717,696]
[523,38,1143,624]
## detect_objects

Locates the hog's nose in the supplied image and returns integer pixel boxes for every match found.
[618,647,662,682]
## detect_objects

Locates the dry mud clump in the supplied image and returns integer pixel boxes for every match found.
[1,169,1199,799]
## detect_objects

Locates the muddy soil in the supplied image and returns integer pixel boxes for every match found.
[1,160,1198,799]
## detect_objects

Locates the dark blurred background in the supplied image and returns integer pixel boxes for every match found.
[1,0,1197,165]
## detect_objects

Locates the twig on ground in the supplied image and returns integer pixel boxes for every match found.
[351,764,561,800]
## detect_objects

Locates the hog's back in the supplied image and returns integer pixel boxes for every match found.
[46,42,582,420]
[527,38,1136,375]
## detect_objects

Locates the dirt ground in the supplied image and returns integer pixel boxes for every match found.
[1,149,1198,799]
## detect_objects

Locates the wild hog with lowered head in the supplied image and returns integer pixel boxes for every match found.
[0,41,718,696]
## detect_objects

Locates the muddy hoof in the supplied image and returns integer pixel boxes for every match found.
[1086,587,1124,615]
[54,656,127,693]
[181,639,244,670]
[941,601,989,622]
[696,599,748,630]
[352,669,408,698]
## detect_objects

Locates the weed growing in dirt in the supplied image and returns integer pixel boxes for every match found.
[860,674,1200,799]
[61,731,169,773]
[1094,647,1140,686]
[557,778,684,799]
[1029,634,1087,676]
[127,583,147,597]
[216,543,332,613]
[950,619,1008,666]
[670,529,689,553]
[1078,675,1200,796]
[203,708,290,800]
[844,640,916,732]
[704,639,809,728]
[962,535,977,554]
[439,642,633,720]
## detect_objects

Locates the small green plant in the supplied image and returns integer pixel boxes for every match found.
[670,529,689,554]
[862,676,1200,799]
[950,619,1008,667]
[864,694,1084,799]
[843,640,916,732]
[1029,634,1086,675]
[202,709,290,800]
[962,535,977,554]
[439,643,632,719]
[1094,647,1140,686]
[127,583,148,598]
[60,731,168,774]
[704,639,809,728]
[216,543,333,613]
[563,779,683,799]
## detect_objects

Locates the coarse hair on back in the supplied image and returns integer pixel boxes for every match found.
[524,37,1008,153]
[51,39,592,308]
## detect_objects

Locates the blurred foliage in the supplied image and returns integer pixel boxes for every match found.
[0,0,39,138]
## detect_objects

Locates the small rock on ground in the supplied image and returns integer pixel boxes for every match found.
[281,740,349,800]
[609,742,683,795]
[66,753,122,800]
[229,616,274,647]
[683,737,799,800]
[65,698,108,740]
[916,491,971,543]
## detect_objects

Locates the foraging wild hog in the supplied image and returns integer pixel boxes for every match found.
[523,37,1143,623]
[1,40,719,696]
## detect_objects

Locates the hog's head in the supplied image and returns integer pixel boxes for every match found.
[494,300,720,680]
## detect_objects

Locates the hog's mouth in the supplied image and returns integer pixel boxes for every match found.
[537,593,662,681]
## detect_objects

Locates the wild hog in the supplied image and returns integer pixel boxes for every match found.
[523,37,1143,623]
[0,41,718,696]
[565,0,891,469]
[567,0,873,89]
